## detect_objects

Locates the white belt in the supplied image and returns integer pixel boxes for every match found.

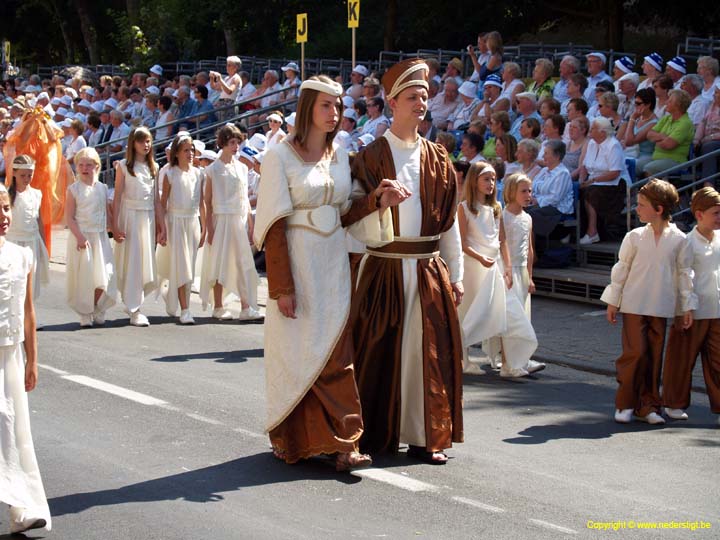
[286,205,340,236]
[124,197,154,210]
[168,208,199,218]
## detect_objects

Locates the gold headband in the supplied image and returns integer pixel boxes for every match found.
[12,163,36,170]
[300,79,343,97]
[387,62,429,99]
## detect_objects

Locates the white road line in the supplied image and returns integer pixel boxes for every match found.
[580,310,607,317]
[61,375,168,406]
[452,496,505,513]
[38,364,69,376]
[529,518,578,535]
[351,468,440,492]
[233,427,266,439]
[186,413,224,426]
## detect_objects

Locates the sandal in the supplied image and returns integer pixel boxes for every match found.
[335,451,372,472]
[271,447,287,462]
[407,445,448,465]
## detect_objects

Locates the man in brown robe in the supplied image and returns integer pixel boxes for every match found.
[342,59,465,464]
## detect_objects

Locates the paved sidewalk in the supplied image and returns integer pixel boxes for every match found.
[50,226,711,399]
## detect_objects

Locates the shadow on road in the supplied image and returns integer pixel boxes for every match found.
[48,452,359,517]
[150,348,263,363]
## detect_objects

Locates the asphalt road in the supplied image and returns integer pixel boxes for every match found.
[1,262,718,540]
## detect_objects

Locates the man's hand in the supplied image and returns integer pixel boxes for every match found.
[606,305,618,324]
[277,294,297,319]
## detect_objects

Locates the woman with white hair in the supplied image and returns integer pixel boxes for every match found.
[697,56,720,102]
[579,117,630,243]
[210,56,243,121]
[498,62,525,108]
[528,58,555,101]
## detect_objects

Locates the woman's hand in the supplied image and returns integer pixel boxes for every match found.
[206,224,215,246]
[76,235,89,250]
[451,282,464,306]
[606,305,618,324]
[374,179,412,209]
[503,268,513,289]
[478,255,495,268]
[25,362,38,392]
[528,278,536,294]
[277,294,297,319]
[113,229,126,243]
[156,227,167,247]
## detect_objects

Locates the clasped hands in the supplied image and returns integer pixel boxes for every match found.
[374,179,412,210]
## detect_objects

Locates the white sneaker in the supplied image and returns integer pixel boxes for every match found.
[664,407,688,420]
[130,311,150,327]
[179,309,195,325]
[614,408,633,423]
[560,234,571,244]
[238,306,263,320]
[212,307,233,320]
[79,314,93,327]
[637,411,666,425]
[93,308,106,325]
[526,360,546,373]
[499,366,529,378]
[579,233,600,245]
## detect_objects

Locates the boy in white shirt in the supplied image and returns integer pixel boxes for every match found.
[662,187,720,423]
[601,179,695,425]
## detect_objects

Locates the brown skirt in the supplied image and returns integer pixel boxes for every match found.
[268,325,364,464]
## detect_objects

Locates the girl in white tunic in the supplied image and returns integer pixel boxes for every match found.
[201,124,261,320]
[157,134,203,324]
[6,155,49,301]
[502,173,536,316]
[112,127,161,327]
[65,147,117,327]
[0,184,51,535]
[457,162,543,377]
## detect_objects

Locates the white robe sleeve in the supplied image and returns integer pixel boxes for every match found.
[600,231,637,307]
[344,179,394,248]
[676,236,698,314]
[440,219,463,283]
[253,145,293,249]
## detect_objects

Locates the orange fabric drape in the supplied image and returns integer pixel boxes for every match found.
[3,107,72,255]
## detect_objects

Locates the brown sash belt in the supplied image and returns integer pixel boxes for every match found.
[367,239,440,259]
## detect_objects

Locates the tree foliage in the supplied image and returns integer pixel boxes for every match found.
[0,0,718,68]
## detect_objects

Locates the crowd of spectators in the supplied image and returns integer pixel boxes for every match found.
[2,33,720,246]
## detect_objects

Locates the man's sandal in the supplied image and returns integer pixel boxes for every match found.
[407,445,448,465]
[335,451,372,472]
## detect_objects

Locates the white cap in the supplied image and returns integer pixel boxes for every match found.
[66,88,78,99]
[618,72,640,87]
[37,91,49,101]
[352,65,369,77]
[104,97,118,109]
[50,97,62,106]
[55,107,69,117]
[150,64,163,76]
[199,149,218,161]
[91,101,105,112]
[334,130,352,150]
[458,81,477,99]
[74,112,86,123]
[342,108,358,120]
[145,85,160,95]
[516,91,537,103]
[281,62,299,73]
[60,95,73,106]
[172,89,180,98]
[342,95,355,109]
[247,133,267,151]
[86,88,96,97]
[239,145,260,161]
[267,112,283,124]
[192,139,206,153]
[78,99,92,109]
[59,119,73,128]
[586,52,607,64]
[285,112,296,127]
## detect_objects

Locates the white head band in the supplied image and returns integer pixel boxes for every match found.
[300,79,343,97]
[478,165,496,176]
[387,63,429,99]
[12,163,36,171]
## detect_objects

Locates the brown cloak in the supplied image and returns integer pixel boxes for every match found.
[342,136,464,454]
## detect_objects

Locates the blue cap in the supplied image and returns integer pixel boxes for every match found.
[667,56,687,74]
[614,56,634,74]
[483,74,503,88]
[644,52,664,72]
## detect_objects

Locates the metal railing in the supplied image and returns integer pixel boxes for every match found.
[624,147,720,229]
[95,87,297,186]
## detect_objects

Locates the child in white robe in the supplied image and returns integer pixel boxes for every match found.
[65,147,117,327]
[6,155,50,301]
[457,162,544,377]
[156,134,203,324]
[200,124,261,320]
[502,173,536,316]
[112,126,161,327]
[0,183,51,535]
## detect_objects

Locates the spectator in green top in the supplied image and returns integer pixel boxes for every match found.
[528,58,556,101]
[643,89,695,177]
